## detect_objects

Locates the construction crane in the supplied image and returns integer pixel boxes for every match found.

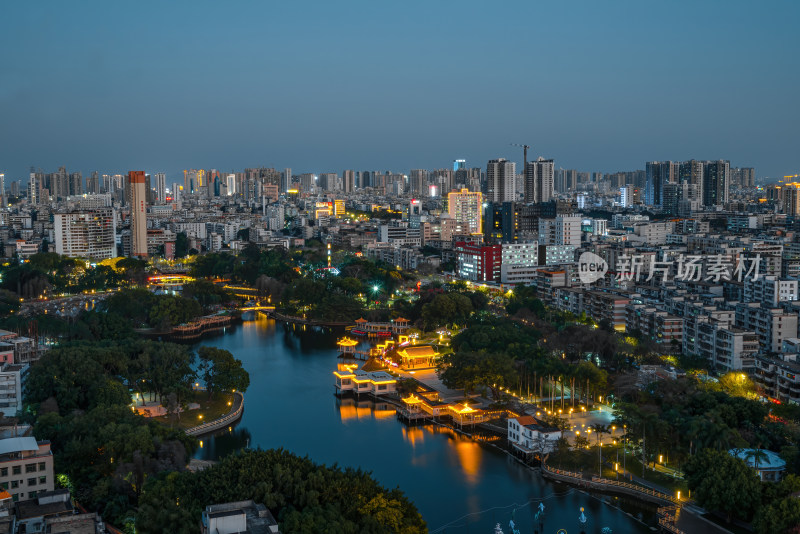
[510,143,531,170]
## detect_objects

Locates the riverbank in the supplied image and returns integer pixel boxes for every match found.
[185,391,244,436]
[192,316,658,532]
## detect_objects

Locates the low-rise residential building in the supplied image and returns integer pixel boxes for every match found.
[753,353,800,404]
[728,449,786,482]
[0,364,27,417]
[743,275,799,308]
[507,415,562,456]
[683,315,758,371]
[734,303,799,354]
[625,304,683,345]
[0,437,54,502]
[200,500,280,534]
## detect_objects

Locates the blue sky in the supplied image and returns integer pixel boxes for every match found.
[1,0,798,183]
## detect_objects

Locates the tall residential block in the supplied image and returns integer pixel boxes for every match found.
[54,208,117,260]
[343,170,355,193]
[525,157,554,203]
[154,173,167,204]
[128,171,148,258]
[487,158,516,203]
[702,160,730,207]
[447,188,483,235]
[645,161,678,206]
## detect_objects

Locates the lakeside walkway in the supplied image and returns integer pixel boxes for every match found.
[185,391,244,436]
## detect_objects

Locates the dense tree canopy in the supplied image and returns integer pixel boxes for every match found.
[684,449,762,522]
[137,449,426,534]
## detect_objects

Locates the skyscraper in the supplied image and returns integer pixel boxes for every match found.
[453,159,466,172]
[343,170,355,193]
[128,171,148,258]
[783,183,800,216]
[702,160,730,207]
[447,188,483,235]
[154,173,167,204]
[69,172,83,196]
[678,160,704,202]
[525,157,555,203]
[486,158,516,203]
[645,161,678,206]
[86,171,100,194]
[282,168,291,193]
[409,169,428,195]
[731,167,756,188]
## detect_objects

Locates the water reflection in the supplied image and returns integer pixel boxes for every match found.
[193,318,655,533]
[336,397,396,422]
[195,425,252,461]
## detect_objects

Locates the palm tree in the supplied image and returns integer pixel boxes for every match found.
[590,423,611,477]
[744,448,769,472]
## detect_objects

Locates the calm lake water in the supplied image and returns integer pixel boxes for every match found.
[194,315,655,533]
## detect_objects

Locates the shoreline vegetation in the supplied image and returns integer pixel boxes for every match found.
[3,248,800,533]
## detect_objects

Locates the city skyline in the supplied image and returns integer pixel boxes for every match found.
[2,1,799,181]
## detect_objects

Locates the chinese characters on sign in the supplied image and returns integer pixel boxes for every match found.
[614,254,761,283]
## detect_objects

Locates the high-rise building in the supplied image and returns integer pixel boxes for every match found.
[731,167,756,188]
[0,173,4,203]
[525,157,555,203]
[620,185,633,207]
[783,183,800,216]
[86,171,100,194]
[154,173,167,204]
[282,168,291,193]
[29,168,44,204]
[447,188,483,235]
[361,170,372,189]
[300,173,316,192]
[128,171,148,258]
[678,160,704,202]
[69,172,83,196]
[54,208,116,260]
[319,173,338,191]
[538,215,581,246]
[343,170,355,193]
[409,169,428,195]
[645,161,678,206]
[431,169,453,195]
[702,160,730,207]
[10,180,19,198]
[486,158,516,203]
[226,174,236,196]
[453,159,466,172]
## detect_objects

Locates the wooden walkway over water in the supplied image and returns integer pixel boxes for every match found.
[540,464,684,532]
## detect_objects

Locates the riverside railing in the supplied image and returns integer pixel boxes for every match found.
[186,392,244,436]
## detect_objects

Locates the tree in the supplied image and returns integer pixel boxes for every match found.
[174,232,189,258]
[136,449,426,534]
[684,449,762,522]
[197,347,250,399]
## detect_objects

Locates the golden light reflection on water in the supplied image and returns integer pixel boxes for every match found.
[337,399,397,422]
[402,426,426,447]
[453,438,481,485]
[400,424,483,485]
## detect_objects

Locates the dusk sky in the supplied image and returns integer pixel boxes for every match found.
[2,1,798,183]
